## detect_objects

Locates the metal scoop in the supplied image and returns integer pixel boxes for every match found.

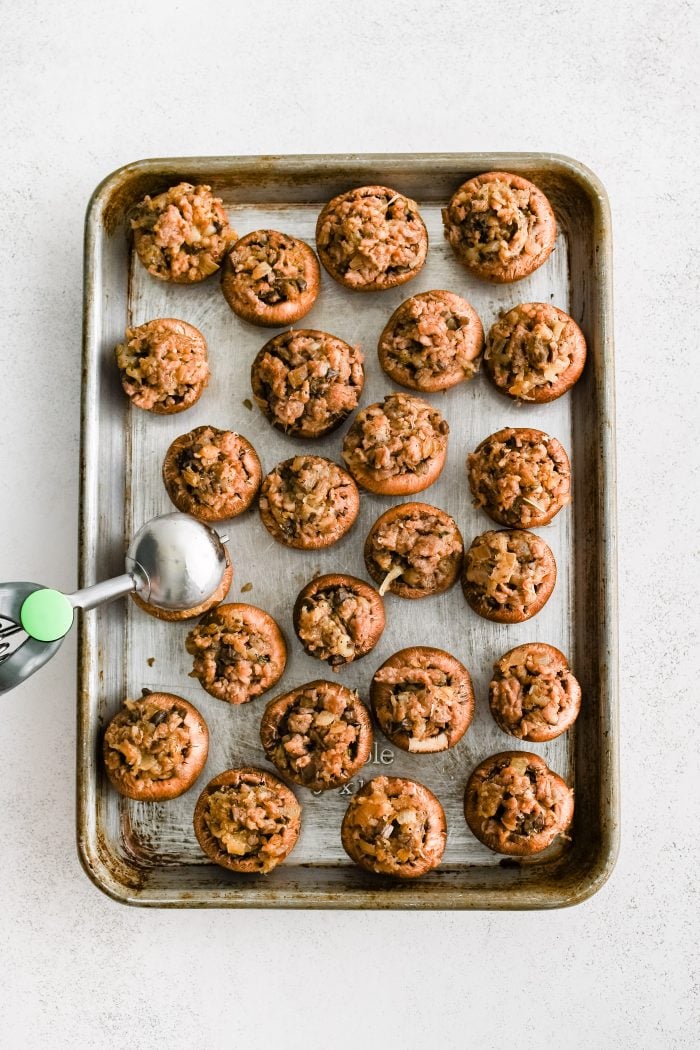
[0,513,229,695]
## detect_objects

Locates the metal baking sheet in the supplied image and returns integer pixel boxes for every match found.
[78,153,618,908]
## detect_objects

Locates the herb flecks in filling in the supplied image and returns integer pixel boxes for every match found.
[259,456,358,548]
[380,291,483,389]
[203,781,298,873]
[116,319,208,412]
[468,428,570,527]
[296,585,376,666]
[262,682,370,789]
[252,331,363,436]
[104,698,191,782]
[485,304,582,399]
[131,183,235,282]
[317,187,427,289]
[343,394,448,481]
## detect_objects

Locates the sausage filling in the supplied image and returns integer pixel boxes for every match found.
[170,427,259,514]
[367,509,462,595]
[202,783,298,872]
[490,649,578,738]
[468,430,570,526]
[318,189,425,287]
[471,755,571,847]
[344,780,437,868]
[374,662,466,751]
[131,183,235,281]
[226,231,311,305]
[253,332,363,433]
[296,585,374,666]
[104,698,191,782]
[260,456,356,545]
[186,615,279,704]
[443,178,544,269]
[265,684,364,787]
[343,394,448,480]
[382,293,481,385]
[464,531,551,614]
[485,305,576,398]
[116,320,208,411]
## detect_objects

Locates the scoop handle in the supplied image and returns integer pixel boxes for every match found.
[69,573,137,611]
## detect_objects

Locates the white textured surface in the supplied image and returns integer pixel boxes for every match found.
[0,1,697,1047]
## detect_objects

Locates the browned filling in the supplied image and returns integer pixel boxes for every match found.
[115,319,208,411]
[186,608,283,704]
[131,183,235,282]
[490,646,580,739]
[443,177,547,269]
[317,187,426,287]
[252,331,363,435]
[165,427,260,517]
[366,506,462,596]
[464,530,552,615]
[470,755,571,845]
[259,456,357,547]
[202,782,298,873]
[373,659,468,751]
[485,304,578,398]
[224,230,313,305]
[343,394,448,480]
[468,429,570,527]
[262,683,369,789]
[342,777,445,874]
[296,585,375,666]
[380,291,482,386]
[103,697,191,782]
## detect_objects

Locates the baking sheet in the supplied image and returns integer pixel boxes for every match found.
[79,154,618,908]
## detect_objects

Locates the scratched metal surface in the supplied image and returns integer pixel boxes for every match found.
[78,155,618,908]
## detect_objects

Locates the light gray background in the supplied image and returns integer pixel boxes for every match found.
[1,1,697,1047]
